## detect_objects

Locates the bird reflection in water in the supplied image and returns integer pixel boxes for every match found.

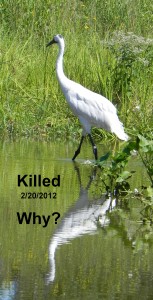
[46,163,116,283]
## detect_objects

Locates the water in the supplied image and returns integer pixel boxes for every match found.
[0,140,153,300]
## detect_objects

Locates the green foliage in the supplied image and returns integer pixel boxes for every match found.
[0,0,153,138]
[97,133,153,222]
[140,187,153,223]
[137,134,153,186]
[98,133,153,187]
[97,140,137,194]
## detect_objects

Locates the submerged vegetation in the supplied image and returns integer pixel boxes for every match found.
[0,0,153,139]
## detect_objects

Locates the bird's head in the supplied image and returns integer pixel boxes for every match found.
[46,34,64,47]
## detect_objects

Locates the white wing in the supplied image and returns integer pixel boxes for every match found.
[65,81,117,131]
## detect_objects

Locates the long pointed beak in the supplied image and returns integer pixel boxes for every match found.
[46,39,56,47]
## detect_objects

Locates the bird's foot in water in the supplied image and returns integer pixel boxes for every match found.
[72,148,80,161]
[93,146,98,160]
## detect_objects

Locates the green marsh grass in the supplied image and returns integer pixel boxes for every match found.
[0,0,153,139]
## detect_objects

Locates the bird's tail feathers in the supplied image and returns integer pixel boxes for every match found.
[110,116,129,141]
[114,128,129,141]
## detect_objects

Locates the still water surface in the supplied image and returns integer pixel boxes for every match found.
[0,140,153,300]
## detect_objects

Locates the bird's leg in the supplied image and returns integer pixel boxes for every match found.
[72,136,84,161]
[88,134,98,160]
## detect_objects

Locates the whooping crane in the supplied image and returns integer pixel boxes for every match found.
[47,34,128,160]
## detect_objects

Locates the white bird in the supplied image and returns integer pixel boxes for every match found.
[47,34,128,160]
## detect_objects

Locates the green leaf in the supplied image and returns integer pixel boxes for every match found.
[138,134,150,148]
[147,187,153,199]
[99,152,110,162]
[116,171,132,183]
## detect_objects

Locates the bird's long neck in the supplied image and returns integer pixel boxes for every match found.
[56,42,69,90]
